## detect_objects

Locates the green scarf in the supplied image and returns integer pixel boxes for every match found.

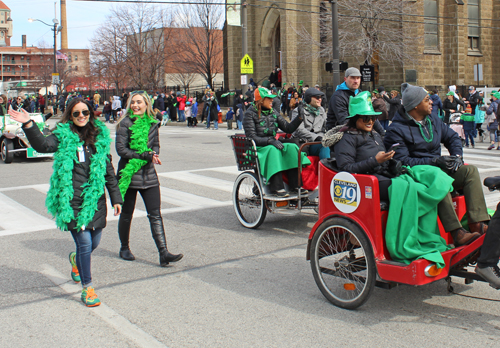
[305,104,320,116]
[46,120,111,231]
[118,113,158,199]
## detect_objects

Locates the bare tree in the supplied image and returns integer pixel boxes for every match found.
[56,60,77,94]
[291,0,419,66]
[167,67,198,95]
[29,40,54,95]
[173,0,224,88]
[90,3,175,91]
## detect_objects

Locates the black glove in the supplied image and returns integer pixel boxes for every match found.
[268,139,284,150]
[140,151,154,161]
[387,159,402,177]
[315,136,323,142]
[297,102,304,120]
[431,155,463,174]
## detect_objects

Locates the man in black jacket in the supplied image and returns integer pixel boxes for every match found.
[326,67,385,134]
[385,83,500,289]
[465,85,480,114]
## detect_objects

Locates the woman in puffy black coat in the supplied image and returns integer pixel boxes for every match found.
[243,87,308,197]
[9,98,122,307]
[115,90,183,267]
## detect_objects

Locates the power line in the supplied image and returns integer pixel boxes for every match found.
[73,0,500,30]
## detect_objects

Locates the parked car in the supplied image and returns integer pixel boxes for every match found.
[0,113,53,163]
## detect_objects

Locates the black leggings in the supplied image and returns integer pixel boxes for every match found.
[122,186,161,216]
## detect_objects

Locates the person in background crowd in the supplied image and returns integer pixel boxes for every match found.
[443,91,465,124]
[486,92,500,150]
[38,94,45,114]
[111,96,122,123]
[93,92,101,111]
[226,107,234,130]
[289,91,302,117]
[460,110,476,148]
[177,91,187,122]
[165,91,177,122]
[429,89,443,119]
[121,93,128,111]
[382,90,402,121]
[115,90,183,266]
[59,94,66,113]
[185,98,193,127]
[474,92,485,141]
[0,95,6,115]
[9,98,122,307]
[103,100,112,123]
[465,86,480,115]
[269,65,279,86]
[327,67,385,135]
[372,93,389,130]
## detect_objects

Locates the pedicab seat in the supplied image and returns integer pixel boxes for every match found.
[484,176,500,191]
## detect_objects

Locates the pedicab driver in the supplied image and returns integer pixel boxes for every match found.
[384,83,500,289]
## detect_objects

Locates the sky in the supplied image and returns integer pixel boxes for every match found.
[6,0,176,50]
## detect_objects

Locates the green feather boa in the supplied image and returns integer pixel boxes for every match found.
[118,113,158,199]
[46,120,111,231]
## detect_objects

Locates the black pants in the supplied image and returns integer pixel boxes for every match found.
[477,202,500,268]
[268,169,299,192]
[375,174,391,203]
[122,186,161,216]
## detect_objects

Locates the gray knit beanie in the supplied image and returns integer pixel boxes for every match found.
[401,83,428,111]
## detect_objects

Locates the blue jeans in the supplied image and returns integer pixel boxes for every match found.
[237,120,243,130]
[308,144,330,159]
[379,119,389,130]
[178,109,185,122]
[71,228,102,288]
[464,129,475,146]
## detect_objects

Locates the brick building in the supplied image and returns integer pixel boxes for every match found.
[224,0,500,95]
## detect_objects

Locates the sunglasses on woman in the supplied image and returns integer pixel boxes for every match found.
[72,110,91,118]
[360,115,378,122]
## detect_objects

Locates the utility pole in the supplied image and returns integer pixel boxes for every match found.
[241,0,248,91]
[330,0,339,88]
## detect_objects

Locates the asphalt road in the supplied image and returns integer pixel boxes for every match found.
[1,120,500,348]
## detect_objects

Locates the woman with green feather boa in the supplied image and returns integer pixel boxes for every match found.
[8,98,123,307]
[115,90,183,267]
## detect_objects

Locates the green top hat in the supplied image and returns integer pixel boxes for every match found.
[446,91,455,96]
[299,80,303,86]
[347,91,382,118]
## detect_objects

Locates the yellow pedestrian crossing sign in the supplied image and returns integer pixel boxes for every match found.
[240,54,253,74]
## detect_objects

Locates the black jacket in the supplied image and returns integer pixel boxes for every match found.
[466,91,481,113]
[243,105,302,146]
[335,129,386,174]
[23,123,122,231]
[116,116,160,190]
[442,97,465,123]
[383,111,462,167]
[327,87,385,135]
[382,94,402,121]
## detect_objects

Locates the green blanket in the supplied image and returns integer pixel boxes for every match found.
[386,165,454,268]
[256,143,311,183]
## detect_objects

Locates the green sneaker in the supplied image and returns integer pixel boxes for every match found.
[81,287,101,307]
[69,252,81,283]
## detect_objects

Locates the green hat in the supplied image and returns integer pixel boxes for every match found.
[299,80,303,86]
[493,92,500,99]
[262,79,271,89]
[373,90,379,94]
[254,87,275,101]
[446,91,455,96]
[347,91,382,118]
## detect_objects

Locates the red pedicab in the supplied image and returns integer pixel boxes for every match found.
[307,158,496,309]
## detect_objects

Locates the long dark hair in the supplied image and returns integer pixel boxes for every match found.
[61,97,97,146]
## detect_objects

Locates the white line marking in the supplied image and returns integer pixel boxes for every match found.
[0,192,56,236]
[160,186,226,207]
[158,171,234,192]
[41,265,167,348]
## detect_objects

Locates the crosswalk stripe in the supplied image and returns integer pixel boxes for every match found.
[0,192,56,236]
[158,171,234,192]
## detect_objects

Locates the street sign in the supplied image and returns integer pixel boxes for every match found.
[241,75,248,85]
[360,65,374,83]
[52,73,60,85]
[240,54,253,74]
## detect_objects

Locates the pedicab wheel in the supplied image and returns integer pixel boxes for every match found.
[310,218,376,309]
[233,171,267,229]
[1,138,14,163]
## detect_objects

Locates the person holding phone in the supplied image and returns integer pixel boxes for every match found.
[8,98,123,307]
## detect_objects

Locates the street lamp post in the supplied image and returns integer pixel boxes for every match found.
[28,18,62,93]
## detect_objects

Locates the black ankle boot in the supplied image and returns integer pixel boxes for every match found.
[118,213,135,261]
[148,210,183,267]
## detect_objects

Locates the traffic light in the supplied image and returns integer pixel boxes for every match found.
[326,61,348,72]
